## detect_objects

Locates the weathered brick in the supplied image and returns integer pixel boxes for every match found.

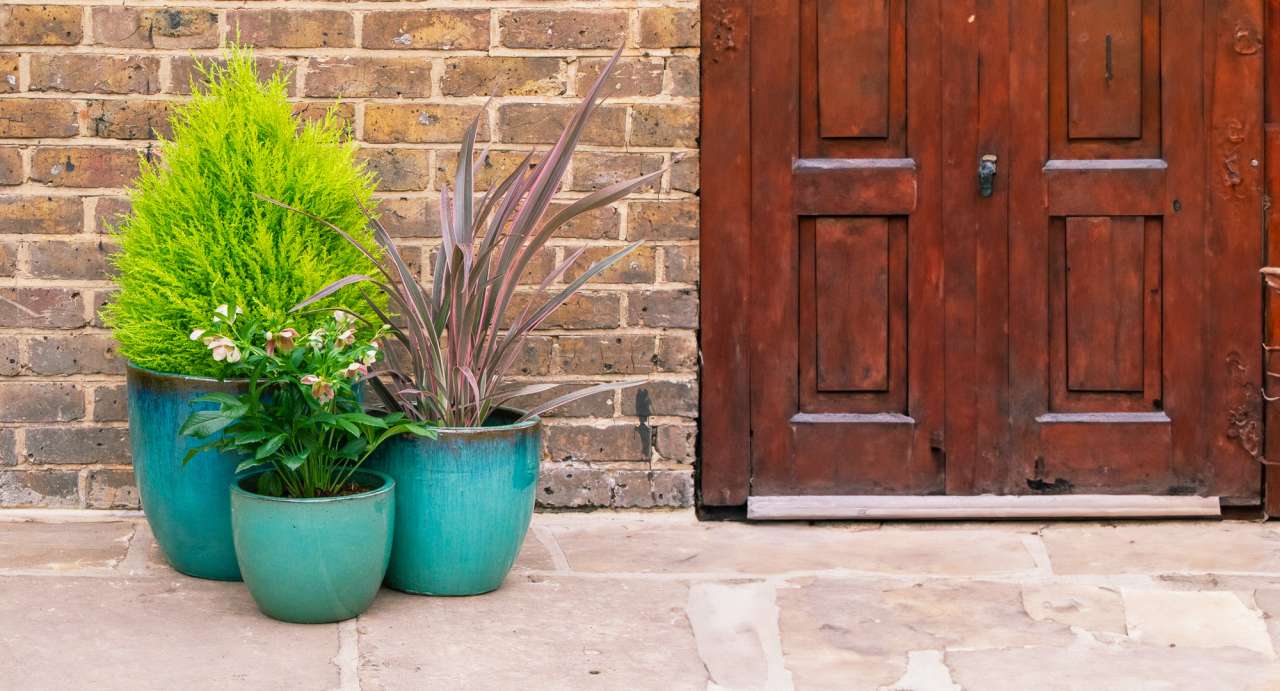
[373,197,439,238]
[656,333,698,372]
[0,383,84,422]
[0,428,14,466]
[0,337,18,376]
[0,53,18,94]
[572,152,663,192]
[25,425,129,464]
[500,11,628,50]
[291,102,355,132]
[577,58,665,98]
[0,100,79,138]
[86,100,173,140]
[638,8,701,48]
[30,55,161,95]
[169,56,296,96]
[510,336,555,377]
[435,150,533,192]
[85,468,139,509]
[564,245,657,284]
[630,104,699,147]
[364,104,486,144]
[655,424,696,464]
[0,5,83,46]
[441,57,564,97]
[30,240,113,281]
[26,334,123,376]
[358,148,431,192]
[663,245,699,283]
[497,103,626,146]
[629,200,698,240]
[551,204,621,240]
[31,147,141,189]
[363,10,490,51]
[556,335,659,375]
[0,241,14,277]
[537,465,613,508]
[670,154,699,193]
[667,56,700,97]
[92,384,127,422]
[93,196,132,233]
[628,289,698,328]
[89,289,115,328]
[0,469,80,507]
[91,7,218,49]
[544,422,646,462]
[0,288,87,329]
[0,195,81,234]
[609,469,694,508]
[508,292,621,330]
[229,9,354,49]
[305,57,432,98]
[622,380,698,417]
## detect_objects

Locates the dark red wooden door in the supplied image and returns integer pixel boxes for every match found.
[739,0,1264,502]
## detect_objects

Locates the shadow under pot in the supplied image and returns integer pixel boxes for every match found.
[230,469,395,624]
[127,364,247,581]
[368,409,541,596]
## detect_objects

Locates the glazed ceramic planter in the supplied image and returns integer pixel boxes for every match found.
[369,409,541,596]
[127,364,246,581]
[230,469,395,624]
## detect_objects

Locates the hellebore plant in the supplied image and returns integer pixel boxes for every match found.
[179,306,435,498]
[265,48,660,427]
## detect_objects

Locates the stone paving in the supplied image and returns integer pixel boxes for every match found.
[2,511,1280,690]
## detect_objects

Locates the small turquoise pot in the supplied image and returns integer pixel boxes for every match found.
[127,364,246,581]
[369,409,541,596]
[230,469,395,624]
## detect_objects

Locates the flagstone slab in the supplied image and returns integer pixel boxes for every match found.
[356,574,707,691]
[0,520,133,570]
[777,578,1074,690]
[546,516,1036,575]
[1040,521,1280,575]
[511,529,556,571]
[1020,583,1127,634]
[1122,589,1274,656]
[0,575,339,690]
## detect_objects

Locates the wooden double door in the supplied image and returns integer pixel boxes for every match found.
[700,0,1267,506]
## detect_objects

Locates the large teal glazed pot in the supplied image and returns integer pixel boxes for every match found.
[230,469,395,624]
[368,409,541,596]
[127,364,246,581]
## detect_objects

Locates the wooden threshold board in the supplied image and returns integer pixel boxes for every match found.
[747,494,1222,520]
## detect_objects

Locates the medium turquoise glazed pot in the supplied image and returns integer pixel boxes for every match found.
[230,469,395,624]
[369,409,541,596]
[127,364,246,581]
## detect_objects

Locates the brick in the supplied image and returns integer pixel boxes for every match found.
[510,336,555,377]
[667,56,700,97]
[93,196,131,233]
[628,289,698,328]
[0,383,84,422]
[0,53,17,94]
[26,334,123,375]
[656,333,698,372]
[30,55,161,95]
[25,426,129,464]
[435,150,533,192]
[670,154,699,194]
[358,148,431,192]
[373,197,438,238]
[364,10,488,51]
[31,147,141,189]
[364,104,486,144]
[630,104,699,147]
[537,465,613,508]
[629,200,699,240]
[229,10,354,49]
[518,385,615,418]
[556,335,659,375]
[638,8,701,48]
[0,241,14,277]
[305,57,432,98]
[664,245,699,283]
[0,195,81,234]
[91,384,128,422]
[170,56,296,96]
[497,103,626,146]
[89,289,115,328]
[85,468,139,509]
[91,7,218,49]
[544,422,647,462]
[622,380,698,417]
[500,11,627,50]
[0,337,18,376]
[655,424,696,464]
[441,57,564,97]
[0,288,87,329]
[0,428,14,466]
[0,100,79,138]
[551,204,621,240]
[426,245,553,286]
[0,470,80,507]
[86,100,173,140]
[577,58,665,98]
[572,152,663,193]
[28,239,112,282]
[609,469,694,508]
[0,5,83,46]
[291,102,355,132]
[564,245,657,284]
[509,292,621,330]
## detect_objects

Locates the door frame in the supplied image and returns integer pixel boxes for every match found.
[699,0,1268,512]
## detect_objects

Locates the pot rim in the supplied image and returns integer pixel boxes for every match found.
[231,468,395,504]
[127,362,249,385]
[425,407,541,435]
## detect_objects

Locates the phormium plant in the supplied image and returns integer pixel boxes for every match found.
[105,45,383,377]
[267,49,660,426]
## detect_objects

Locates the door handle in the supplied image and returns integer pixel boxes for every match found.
[978,154,998,197]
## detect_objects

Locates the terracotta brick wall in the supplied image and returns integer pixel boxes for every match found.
[0,2,700,509]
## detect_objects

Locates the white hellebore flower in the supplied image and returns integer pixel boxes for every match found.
[300,375,321,385]
[336,328,356,347]
[189,328,206,341]
[206,337,241,363]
